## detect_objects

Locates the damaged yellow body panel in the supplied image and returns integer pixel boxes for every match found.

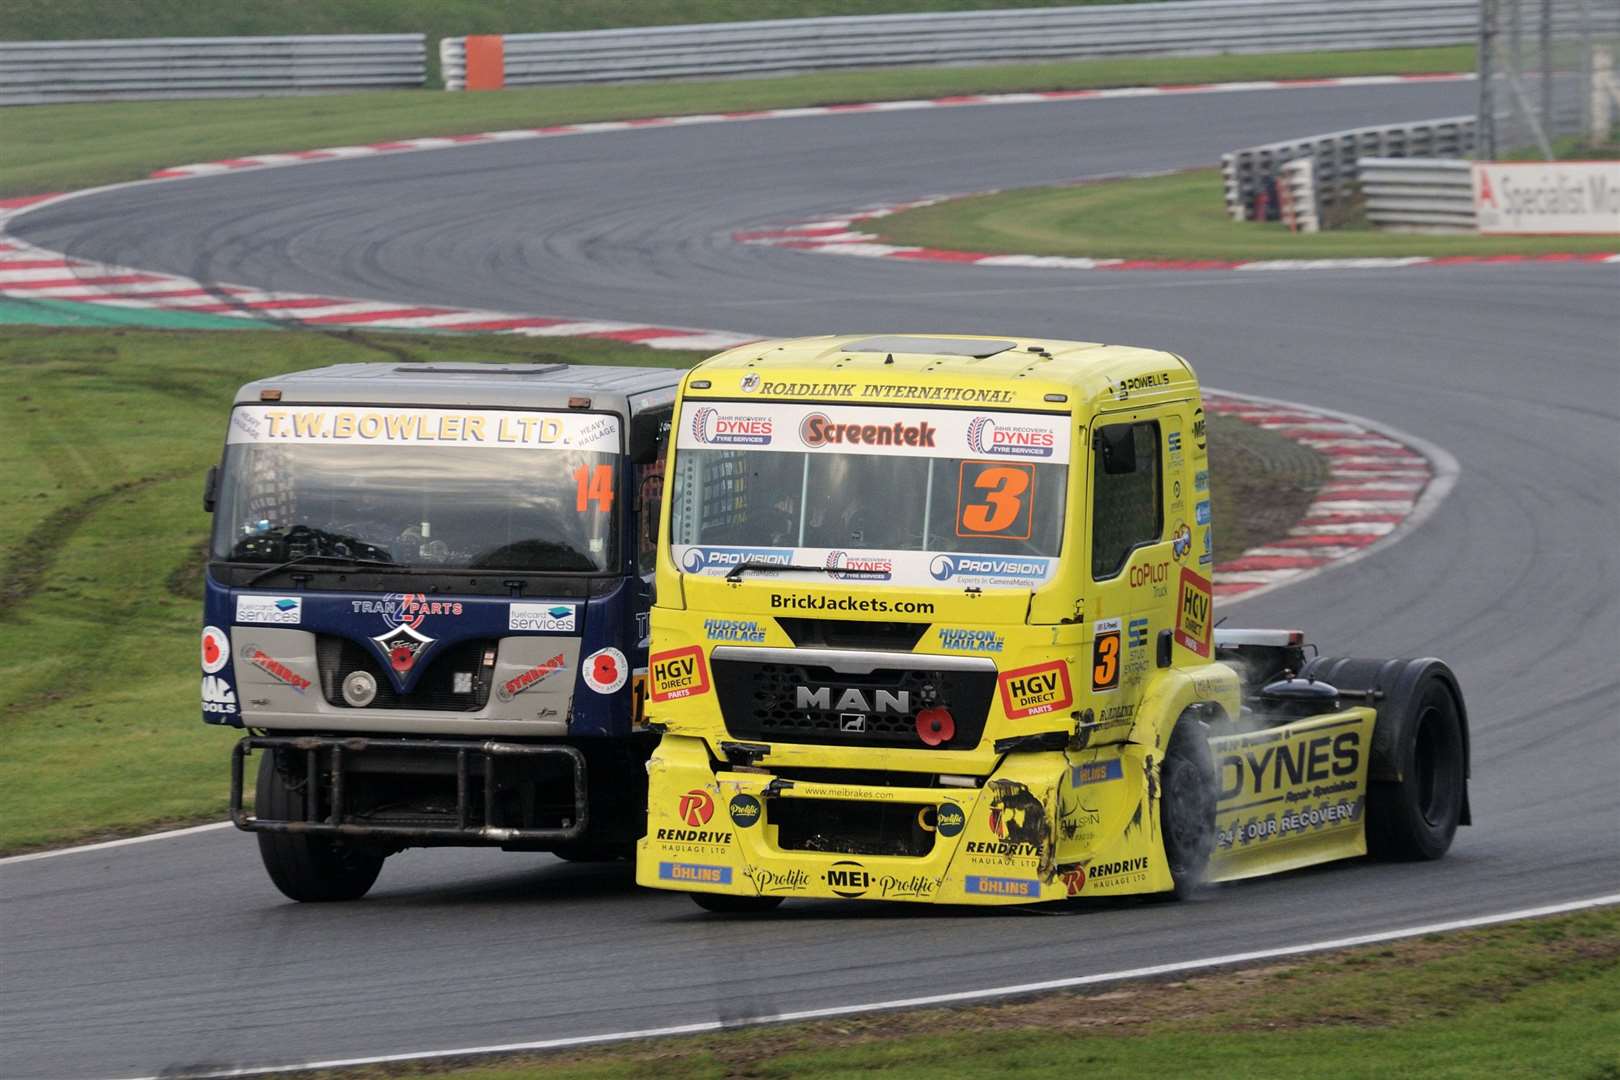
[635,334,1382,905]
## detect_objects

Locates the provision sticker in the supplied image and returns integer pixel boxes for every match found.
[999,660,1074,719]
[227,405,620,454]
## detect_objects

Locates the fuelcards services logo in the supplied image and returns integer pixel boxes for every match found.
[689,406,773,446]
[966,415,1056,458]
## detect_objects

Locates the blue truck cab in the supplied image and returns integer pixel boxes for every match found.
[201,362,675,900]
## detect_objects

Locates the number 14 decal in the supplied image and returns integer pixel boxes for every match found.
[574,464,615,512]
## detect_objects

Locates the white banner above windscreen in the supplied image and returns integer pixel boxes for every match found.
[676,402,1071,464]
[227,405,620,453]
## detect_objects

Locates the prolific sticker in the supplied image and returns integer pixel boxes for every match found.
[497,653,567,701]
[508,603,576,633]
[201,626,230,674]
[1175,568,1214,658]
[235,595,302,625]
[649,646,710,702]
[1091,618,1122,693]
[582,647,628,694]
[245,646,311,692]
[936,803,966,837]
[201,675,237,715]
[729,794,762,828]
[998,660,1074,719]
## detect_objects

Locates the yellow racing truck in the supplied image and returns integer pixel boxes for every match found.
[636,335,1469,910]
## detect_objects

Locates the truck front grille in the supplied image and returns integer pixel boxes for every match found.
[316,636,493,712]
[712,656,993,750]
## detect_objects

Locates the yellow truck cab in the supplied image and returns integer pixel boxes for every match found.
[636,334,1469,910]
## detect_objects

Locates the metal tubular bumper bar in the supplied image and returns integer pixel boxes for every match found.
[231,735,588,844]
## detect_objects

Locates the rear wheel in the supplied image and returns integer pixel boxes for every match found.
[255,752,386,902]
[689,893,784,914]
[1160,718,1217,898]
[1367,679,1465,860]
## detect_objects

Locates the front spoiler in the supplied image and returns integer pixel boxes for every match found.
[635,735,1175,905]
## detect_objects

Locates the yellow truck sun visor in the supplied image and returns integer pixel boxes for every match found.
[227,405,621,453]
[676,402,1072,464]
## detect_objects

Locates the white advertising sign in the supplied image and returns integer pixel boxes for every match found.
[671,544,1057,590]
[228,405,620,453]
[676,402,1071,464]
[1472,161,1620,235]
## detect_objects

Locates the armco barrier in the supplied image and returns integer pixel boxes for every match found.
[0,35,426,105]
[1359,157,1476,232]
[441,0,1478,89]
[1223,116,1476,222]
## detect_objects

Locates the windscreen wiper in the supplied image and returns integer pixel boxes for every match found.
[724,561,890,583]
[247,553,398,587]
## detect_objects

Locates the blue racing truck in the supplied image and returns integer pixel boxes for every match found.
[201,362,675,901]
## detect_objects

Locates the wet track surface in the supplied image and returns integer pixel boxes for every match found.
[4,78,1618,1078]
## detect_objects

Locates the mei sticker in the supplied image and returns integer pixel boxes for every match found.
[998,660,1074,719]
[1175,568,1213,658]
[649,646,710,702]
[1091,618,1122,693]
[582,647,629,694]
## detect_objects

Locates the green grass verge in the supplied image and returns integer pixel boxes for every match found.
[296,907,1620,1078]
[873,168,1620,259]
[1,47,1473,198]
[0,326,1319,853]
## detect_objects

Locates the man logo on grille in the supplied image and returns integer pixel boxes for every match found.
[678,788,715,827]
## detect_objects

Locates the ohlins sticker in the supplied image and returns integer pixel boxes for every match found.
[1174,568,1213,658]
[497,653,566,701]
[1091,618,1122,693]
[1070,759,1124,787]
[649,646,710,702]
[964,875,1039,897]
[245,646,310,692]
[999,660,1073,719]
[658,862,732,885]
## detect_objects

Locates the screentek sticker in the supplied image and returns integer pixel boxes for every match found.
[497,653,567,701]
[998,660,1074,719]
[508,603,576,633]
[658,862,732,885]
[201,675,237,715]
[649,646,710,702]
[200,626,230,674]
[245,646,311,692]
[1175,568,1214,658]
[964,875,1040,898]
[235,595,302,625]
[581,647,628,694]
[1091,618,1122,693]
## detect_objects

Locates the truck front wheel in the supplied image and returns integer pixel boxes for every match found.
[1160,718,1217,898]
[254,752,386,902]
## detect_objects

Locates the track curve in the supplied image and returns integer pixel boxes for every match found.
[4,79,1618,1080]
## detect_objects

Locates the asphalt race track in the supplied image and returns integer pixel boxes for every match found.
[4,79,1618,1079]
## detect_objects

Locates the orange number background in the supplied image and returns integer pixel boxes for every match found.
[956,462,1035,539]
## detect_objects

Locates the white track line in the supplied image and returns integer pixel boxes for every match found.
[0,821,233,865]
[110,893,1620,1080]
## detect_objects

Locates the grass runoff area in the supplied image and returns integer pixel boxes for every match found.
[0,326,1316,854]
[0,46,1474,198]
[874,168,1620,260]
[257,908,1620,1078]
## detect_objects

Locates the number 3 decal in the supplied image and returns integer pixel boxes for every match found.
[1092,619,1122,692]
[956,462,1035,539]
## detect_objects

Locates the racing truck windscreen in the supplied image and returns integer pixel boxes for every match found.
[668,402,1069,588]
[213,405,621,574]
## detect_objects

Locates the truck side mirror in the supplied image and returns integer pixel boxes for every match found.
[1095,424,1137,475]
[202,465,219,513]
[628,406,672,466]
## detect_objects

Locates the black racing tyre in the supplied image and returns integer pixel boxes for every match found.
[1366,677,1466,860]
[1160,718,1218,898]
[254,752,385,902]
[689,893,785,914]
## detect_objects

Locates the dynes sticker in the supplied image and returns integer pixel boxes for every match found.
[225,405,620,453]
[245,646,311,692]
[998,660,1074,719]
[201,675,237,715]
[966,415,1056,458]
[1174,568,1213,658]
[649,646,710,702]
[508,603,576,633]
[497,653,567,701]
[689,406,773,446]
[200,626,230,674]
[235,595,301,625]
[582,647,629,694]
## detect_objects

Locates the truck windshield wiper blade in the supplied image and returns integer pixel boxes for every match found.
[724,561,890,582]
[247,553,398,587]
